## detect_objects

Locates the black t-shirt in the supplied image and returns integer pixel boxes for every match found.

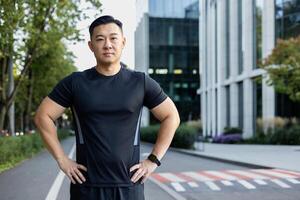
[48,64,168,187]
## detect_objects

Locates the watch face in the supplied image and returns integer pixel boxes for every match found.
[148,154,161,166]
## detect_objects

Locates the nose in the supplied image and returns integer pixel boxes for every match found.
[104,38,112,49]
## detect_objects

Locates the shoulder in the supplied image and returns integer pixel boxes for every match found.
[122,66,146,80]
[70,68,93,80]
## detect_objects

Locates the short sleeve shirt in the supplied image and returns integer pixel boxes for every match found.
[48,64,168,187]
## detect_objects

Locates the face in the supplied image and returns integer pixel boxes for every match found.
[88,23,126,66]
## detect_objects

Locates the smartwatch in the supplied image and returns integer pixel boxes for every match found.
[147,154,161,166]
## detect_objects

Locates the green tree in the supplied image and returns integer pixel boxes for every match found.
[0,0,102,133]
[261,36,300,102]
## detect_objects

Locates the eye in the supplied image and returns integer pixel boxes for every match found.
[111,37,118,40]
[96,38,104,41]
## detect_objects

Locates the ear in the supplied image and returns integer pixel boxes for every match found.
[122,37,126,49]
[88,41,94,52]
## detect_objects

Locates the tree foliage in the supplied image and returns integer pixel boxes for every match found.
[261,36,300,102]
[0,0,102,132]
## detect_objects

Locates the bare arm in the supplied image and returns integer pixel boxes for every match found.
[34,97,87,184]
[149,97,180,160]
[130,97,180,183]
[34,97,67,162]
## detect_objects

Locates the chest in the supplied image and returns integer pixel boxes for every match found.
[73,79,144,115]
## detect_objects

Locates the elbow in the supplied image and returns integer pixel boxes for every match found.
[168,111,180,128]
[176,113,181,127]
[33,112,40,128]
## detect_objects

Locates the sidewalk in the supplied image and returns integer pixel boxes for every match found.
[172,142,300,172]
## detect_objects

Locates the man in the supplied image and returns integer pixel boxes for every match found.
[34,15,180,200]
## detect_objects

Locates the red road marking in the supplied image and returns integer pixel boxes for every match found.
[250,170,281,179]
[223,170,251,180]
[176,173,195,182]
[272,169,300,178]
[197,171,222,181]
[151,173,171,183]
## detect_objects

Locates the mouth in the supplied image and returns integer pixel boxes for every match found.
[103,53,114,56]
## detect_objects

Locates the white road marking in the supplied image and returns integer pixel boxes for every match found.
[204,181,221,191]
[221,180,233,186]
[237,180,256,189]
[254,179,267,185]
[182,172,214,182]
[171,182,186,192]
[204,171,238,180]
[159,173,186,182]
[148,176,187,200]
[45,142,76,200]
[252,169,297,179]
[286,178,300,184]
[228,170,269,179]
[270,179,291,188]
[187,182,199,188]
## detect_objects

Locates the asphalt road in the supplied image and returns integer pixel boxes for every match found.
[0,136,299,200]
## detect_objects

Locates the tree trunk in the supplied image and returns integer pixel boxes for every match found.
[20,110,24,134]
[25,69,33,132]
[0,56,8,131]
[7,56,15,136]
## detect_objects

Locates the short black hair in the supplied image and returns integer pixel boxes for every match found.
[89,15,123,38]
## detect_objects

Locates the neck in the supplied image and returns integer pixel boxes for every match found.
[95,62,121,76]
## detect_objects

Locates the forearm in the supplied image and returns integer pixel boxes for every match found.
[34,115,67,163]
[150,115,180,160]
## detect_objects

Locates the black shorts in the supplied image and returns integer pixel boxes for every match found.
[70,183,145,200]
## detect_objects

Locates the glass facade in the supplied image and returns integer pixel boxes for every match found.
[255,0,263,67]
[253,77,262,135]
[275,0,300,39]
[148,0,200,122]
[225,86,230,126]
[238,82,244,129]
[238,0,244,74]
[275,0,300,119]
[225,0,230,79]
[149,0,198,18]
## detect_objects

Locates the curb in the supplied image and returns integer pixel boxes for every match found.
[141,142,272,170]
[170,147,272,170]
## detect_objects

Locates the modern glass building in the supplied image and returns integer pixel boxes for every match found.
[135,0,200,125]
[200,0,300,138]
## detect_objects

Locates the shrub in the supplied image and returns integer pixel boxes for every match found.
[141,123,198,149]
[185,119,202,133]
[170,125,198,149]
[140,124,160,144]
[268,125,300,145]
[244,123,300,145]
[223,127,243,135]
[212,134,243,144]
[0,129,71,173]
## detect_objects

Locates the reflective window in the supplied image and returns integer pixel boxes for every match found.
[149,0,199,18]
[148,0,200,122]
[275,0,300,39]
[255,0,263,67]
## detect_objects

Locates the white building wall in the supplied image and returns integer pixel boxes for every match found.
[262,0,276,121]
[229,0,239,128]
[200,0,207,136]
[200,0,276,138]
[242,0,255,138]
[135,0,150,126]
[211,2,217,136]
[216,0,227,134]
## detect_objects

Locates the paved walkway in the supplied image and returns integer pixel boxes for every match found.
[173,142,300,172]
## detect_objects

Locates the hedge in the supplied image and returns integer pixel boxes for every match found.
[141,123,198,149]
[244,125,300,145]
[0,129,71,173]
